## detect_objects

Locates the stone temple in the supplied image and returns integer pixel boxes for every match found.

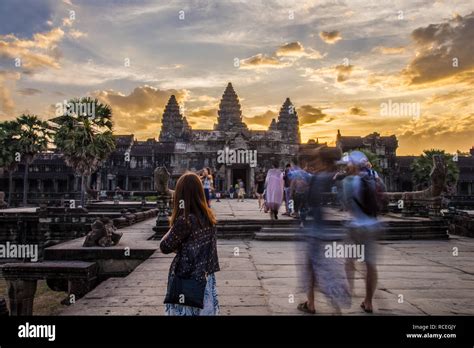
[2,82,474,202]
[152,82,310,191]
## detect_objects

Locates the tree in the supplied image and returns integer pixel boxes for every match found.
[411,149,459,191]
[0,120,21,206]
[51,97,115,207]
[16,115,51,206]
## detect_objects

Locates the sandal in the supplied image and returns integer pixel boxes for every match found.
[297,302,315,314]
[360,302,373,313]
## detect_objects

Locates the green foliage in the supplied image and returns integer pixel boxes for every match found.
[0,120,21,171]
[16,114,51,164]
[51,97,116,176]
[411,149,459,190]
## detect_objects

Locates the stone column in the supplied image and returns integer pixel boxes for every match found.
[7,279,37,316]
[53,179,59,193]
[125,175,129,191]
[226,166,231,191]
[249,166,255,194]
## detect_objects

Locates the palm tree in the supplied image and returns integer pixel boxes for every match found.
[0,120,21,206]
[16,115,50,206]
[51,97,115,207]
[411,149,459,191]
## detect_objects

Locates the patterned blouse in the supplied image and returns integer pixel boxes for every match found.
[160,214,220,281]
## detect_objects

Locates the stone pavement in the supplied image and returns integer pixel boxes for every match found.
[60,230,474,315]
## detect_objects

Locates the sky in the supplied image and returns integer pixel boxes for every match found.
[0,0,473,155]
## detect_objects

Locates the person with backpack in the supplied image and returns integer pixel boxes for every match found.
[343,151,381,314]
[297,147,351,314]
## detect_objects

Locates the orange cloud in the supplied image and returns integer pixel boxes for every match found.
[319,30,342,44]
[92,86,188,137]
[372,46,405,55]
[240,54,287,69]
[0,28,64,71]
[402,12,474,85]
[335,64,353,82]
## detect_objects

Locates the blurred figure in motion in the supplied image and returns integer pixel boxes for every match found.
[228,186,235,199]
[255,168,266,210]
[282,163,292,216]
[237,178,245,202]
[297,147,351,314]
[265,161,284,220]
[343,151,381,314]
[289,157,311,228]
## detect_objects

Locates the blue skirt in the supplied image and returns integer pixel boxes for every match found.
[165,273,219,316]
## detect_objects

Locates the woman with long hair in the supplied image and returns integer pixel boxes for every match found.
[160,172,220,315]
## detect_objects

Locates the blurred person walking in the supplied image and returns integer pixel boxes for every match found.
[282,163,292,215]
[289,158,311,227]
[297,147,351,314]
[237,179,245,202]
[161,172,220,316]
[343,151,381,314]
[265,162,284,220]
[255,169,266,210]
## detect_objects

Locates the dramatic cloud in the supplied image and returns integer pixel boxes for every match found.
[244,110,277,127]
[92,86,188,137]
[397,113,474,154]
[372,46,405,55]
[349,106,367,116]
[0,28,64,71]
[319,30,342,44]
[335,64,353,82]
[239,54,286,69]
[0,71,20,116]
[298,105,328,125]
[402,12,474,85]
[275,41,323,59]
[187,107,218,128]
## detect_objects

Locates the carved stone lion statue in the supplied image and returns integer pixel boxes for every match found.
[154,166,173,196]
[83,217,123,247]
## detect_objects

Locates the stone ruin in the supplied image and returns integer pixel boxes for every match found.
[0,191,7,209]
[387,155,448,216]
[83,217,123,247]
[154,166,173,197]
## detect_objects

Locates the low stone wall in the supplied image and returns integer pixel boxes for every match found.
[0,207,159,260]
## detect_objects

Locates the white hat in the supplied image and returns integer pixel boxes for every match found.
[348,150,368,167]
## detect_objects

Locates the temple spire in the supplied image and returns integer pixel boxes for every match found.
[276,97,300,143]
[215,82,248,132]
[159,95,191,142]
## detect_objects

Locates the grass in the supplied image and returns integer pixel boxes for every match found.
[0,277,67,315]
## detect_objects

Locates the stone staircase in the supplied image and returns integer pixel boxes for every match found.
[152,218,449,241]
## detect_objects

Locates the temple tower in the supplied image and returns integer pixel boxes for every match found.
[277,97,300,143]
[159,95,191,142]
[215,82,248,132]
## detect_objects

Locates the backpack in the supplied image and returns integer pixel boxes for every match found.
[353,174,379,217]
